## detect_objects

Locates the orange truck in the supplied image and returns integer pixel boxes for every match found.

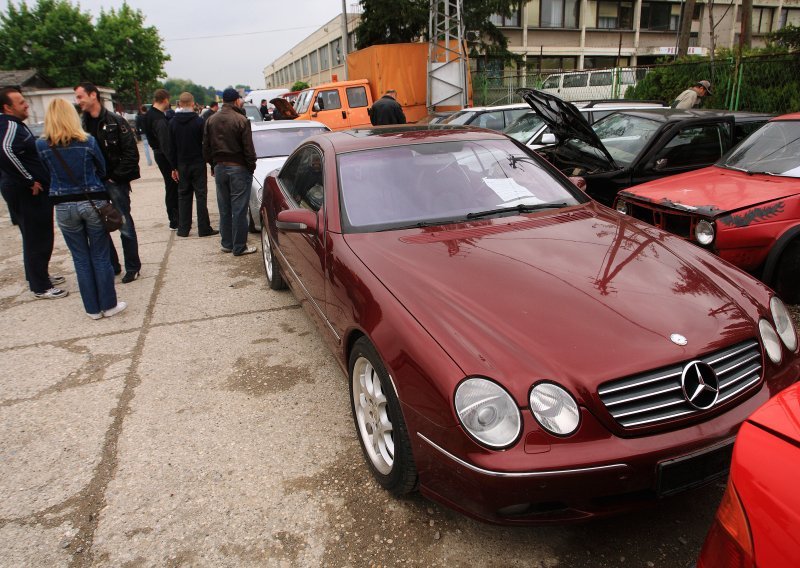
[294,43,469,130]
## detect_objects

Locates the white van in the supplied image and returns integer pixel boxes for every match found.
[540,68,648,101]
[243,88,290,106]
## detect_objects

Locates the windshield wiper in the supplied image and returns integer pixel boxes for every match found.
[466,202,567,220]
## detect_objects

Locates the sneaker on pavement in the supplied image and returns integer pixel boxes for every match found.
[199,229,220,237]
[220,247,232,253]
[49,275,66,286]
[87,312,102,320]
[234,246,257,256]
[121,271,140,284]
[103,301,127,318]
[34,287,68,300]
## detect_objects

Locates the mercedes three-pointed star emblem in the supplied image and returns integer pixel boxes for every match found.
[681,361,720,410]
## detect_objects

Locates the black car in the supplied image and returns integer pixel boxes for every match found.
[518,89,772,206]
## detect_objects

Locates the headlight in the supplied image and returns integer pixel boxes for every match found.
[771,296,798,352]
[759,319,782,364]
[529,382,580,436]
[454,378,521,449]
[615,199,628,214]
[695,220,715,245]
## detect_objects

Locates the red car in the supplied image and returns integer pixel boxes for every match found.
[614,113,800,304]
[259,125,800,524]
[698,381,800,567]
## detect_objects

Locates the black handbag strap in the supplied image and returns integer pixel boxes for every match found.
[51,146,102,213]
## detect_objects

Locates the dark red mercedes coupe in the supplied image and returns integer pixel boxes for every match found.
[258,125,799,524]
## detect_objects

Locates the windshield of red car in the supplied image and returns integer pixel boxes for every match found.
[337,139,584,232]
[252,127,328,158]
[720,120,800,177]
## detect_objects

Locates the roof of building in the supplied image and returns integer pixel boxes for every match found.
[0,69,55,89]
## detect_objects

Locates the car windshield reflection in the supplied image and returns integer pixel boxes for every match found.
[338,139,583,232]
[252,127,328,158]
[585,113,660,167]
[504,113,546,142]
[719,120,800,177]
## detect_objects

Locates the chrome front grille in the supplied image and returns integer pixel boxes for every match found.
[598,340,762,428]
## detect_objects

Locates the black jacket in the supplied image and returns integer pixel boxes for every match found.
[144,107,172,161]
[81,108,140,183]
[369,95,406,126]
[168,110,205,167]
[202,104,256,172]
[0,114,50,190]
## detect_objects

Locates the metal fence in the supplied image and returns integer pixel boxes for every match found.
[471,53,800,114]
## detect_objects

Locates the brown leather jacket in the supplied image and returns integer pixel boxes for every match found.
[202,103,256,172]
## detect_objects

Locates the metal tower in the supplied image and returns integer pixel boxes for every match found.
[428,0,468,110]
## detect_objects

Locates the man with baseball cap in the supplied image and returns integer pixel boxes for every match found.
[202,88,257,256]
[672,80,713,109]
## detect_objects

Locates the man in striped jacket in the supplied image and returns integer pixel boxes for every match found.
[0,87,66,300]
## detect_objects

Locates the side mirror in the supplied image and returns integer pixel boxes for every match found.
[313,103,320,112]
[276,209,318,234]
[541,133,558,145]
[568,176,587,191]
[654,158,669,171]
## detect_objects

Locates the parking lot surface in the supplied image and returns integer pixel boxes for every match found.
[1,147,796,567]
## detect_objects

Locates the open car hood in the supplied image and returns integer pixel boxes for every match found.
[517,88,618,170]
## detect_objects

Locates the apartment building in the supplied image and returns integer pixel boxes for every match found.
[263,1,800,87]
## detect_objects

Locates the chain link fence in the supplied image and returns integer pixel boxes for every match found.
[471,53,800,114]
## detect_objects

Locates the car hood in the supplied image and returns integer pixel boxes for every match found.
[620,166,800,217]
[747,382,800,444]
[344,204,760,405]
[517,88,618,169]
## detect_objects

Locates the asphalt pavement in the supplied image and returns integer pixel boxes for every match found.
[0,144,763,567]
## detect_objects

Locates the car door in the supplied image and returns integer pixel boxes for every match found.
[312,88,348,130]
[630,119,733,186]
[275,146,327,319]
[344,85,371,128]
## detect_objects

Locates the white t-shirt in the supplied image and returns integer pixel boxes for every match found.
[672,89,700,109]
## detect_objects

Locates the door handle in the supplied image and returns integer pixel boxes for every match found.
[341,110,347,119]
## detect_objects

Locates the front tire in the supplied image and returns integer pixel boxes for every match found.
[349,338,417,495]
[775,240,800,304]
[261,223,286,290]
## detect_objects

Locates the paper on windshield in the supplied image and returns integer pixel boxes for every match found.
[483,177,545,205]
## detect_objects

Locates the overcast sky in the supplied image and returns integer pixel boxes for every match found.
[54,0,353,90]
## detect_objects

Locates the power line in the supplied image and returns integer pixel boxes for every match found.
[165,24,319,42]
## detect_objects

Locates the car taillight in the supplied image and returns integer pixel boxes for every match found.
[698,481,754,568]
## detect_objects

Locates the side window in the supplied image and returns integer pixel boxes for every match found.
[655,124,726,168]
[346,86,368,108]
[563,73,588,88]
[589,72,612,86]
[473,111,504,130]
[279,147,324,212]
[542,75,561,89]
[317,89,342,111]
[590,110,613,123]
[734,121,765,143]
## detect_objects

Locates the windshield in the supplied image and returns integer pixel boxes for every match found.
[243,105,261,122]
[504,113,546,143]
[720,120,800,177]
[442,110,477,125]
[574,113,661,167]
[252,127,328,158]
[295,90,314,114]
[338,139,583,232]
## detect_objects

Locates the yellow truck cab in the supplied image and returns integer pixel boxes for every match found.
[294,79,374,131]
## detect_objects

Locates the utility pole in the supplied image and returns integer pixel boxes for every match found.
[677,0,696,57]
[740,0,753,50]
[340,0,349,80]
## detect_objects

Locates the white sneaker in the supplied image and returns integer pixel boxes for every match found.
[49,275,66,285]
[34,287,68,299]
[87,312,103,320]
[103,301,127,318]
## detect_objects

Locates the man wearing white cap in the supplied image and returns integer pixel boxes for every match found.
[672,80,713,109]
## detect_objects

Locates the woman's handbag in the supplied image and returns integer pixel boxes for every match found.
[52,147,124,232]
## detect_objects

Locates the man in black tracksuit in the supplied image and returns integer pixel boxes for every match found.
[75,82,142,284]
[368,90,406,126]
[168,92,217,237]
[0,87,64,299]
[144,89,179,230]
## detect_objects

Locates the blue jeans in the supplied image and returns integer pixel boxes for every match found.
[56,200,118,314]
[105,180,141,274]
[141,135,153,166]
[214,165,252,254]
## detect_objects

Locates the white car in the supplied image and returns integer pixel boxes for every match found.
[248,120,330,232]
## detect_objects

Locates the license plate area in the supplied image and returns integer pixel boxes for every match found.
[656,439,734,497]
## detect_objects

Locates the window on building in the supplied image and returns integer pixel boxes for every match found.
[526,56,578,74]
[330,38,343,66]
[640,2,681,31]
[295,61,302,81]
[319,45,330,70]
[490,8,521,26]
[597,1,634,29]
[348,31,357,53]
[540,0,579,28]
[309,51,318,74]
[752,7,773,34]
[781,7,800,27]
[584,56,621,68]
[302,56,309,77]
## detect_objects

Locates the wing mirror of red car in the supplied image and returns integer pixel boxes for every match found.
[276,209,318,234]
[654,158,669,171]
[568,176,587,191]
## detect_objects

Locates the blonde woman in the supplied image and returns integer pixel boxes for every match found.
[35,99,126,319]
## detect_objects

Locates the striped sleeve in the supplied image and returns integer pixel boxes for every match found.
[1,121,33,181]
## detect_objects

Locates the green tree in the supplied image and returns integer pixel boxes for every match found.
[0,0,100,85]
[94,3,169,106]
[290,81,309,91]
[767,24,800,52]
[160,78,216,106]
